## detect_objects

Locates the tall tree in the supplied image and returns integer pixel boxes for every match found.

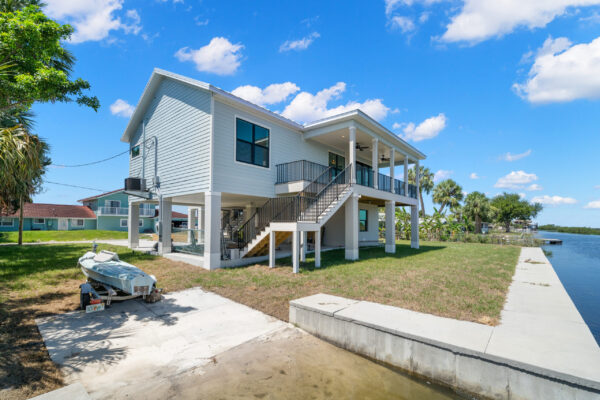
[490,193,542,233]
[463,191,491,234]
[0,126,50,244]
[408,166,434,217]
[432,179,464,214]
[0,5,99,115]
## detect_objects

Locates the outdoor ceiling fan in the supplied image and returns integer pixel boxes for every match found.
[380,154,390,162]
[355,143,369,151]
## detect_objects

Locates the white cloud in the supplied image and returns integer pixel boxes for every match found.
[527,183,543,191]
[400,113,447,142]
[110,99,134,117]
[434,169,453,182]
[175,37,243,75]
[441,0,600,44]
[514,35,600,103]
[519,193,527,199]
[469,172,479,179]
[500,149,532,161]
[585,200,600,208]
[231,83,300,107]
[391,16,416,33]
[280,32,320,52]
[45,0,142,43]
[531,195,577,205]
[281,82,390,124]
[494,170,538,189]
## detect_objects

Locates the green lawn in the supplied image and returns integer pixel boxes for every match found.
[0,240,520,399]
[0,230,134,243]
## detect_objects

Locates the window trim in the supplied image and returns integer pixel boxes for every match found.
[0,217,14,227]
[131,145,140,158]
[359,209,368,232]
[121,218,143,228]
[33,218,45,225]
[72,218,84,227]
[106,200,121,208]
[233,115,271,170]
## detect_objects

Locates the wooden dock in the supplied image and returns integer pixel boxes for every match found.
[539,238,563,245]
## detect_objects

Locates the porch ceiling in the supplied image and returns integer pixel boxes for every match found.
[307,127,410,168]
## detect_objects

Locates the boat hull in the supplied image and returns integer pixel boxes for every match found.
[79,252,156,295]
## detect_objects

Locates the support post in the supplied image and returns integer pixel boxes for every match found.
[158,198,172,255]
[292,230,299,273]
[300,231,307,262]
[349,125,356,184]
[128,202,139,249]
[315,229,321,268]
[269,230,275,268]
[411,205,420,249]
[204,192,221,270]
[390,148,395,193]
[198,206,205,244]
[345,194,359,260]
[372,138,379,189]
[385,201,396,253]
[404,157,409,196]
[416,159,420,207]
[188,207,197,244]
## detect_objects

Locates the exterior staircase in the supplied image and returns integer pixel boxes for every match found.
[236,164,352,258]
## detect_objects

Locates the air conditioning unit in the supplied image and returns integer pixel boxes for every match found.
[124,177,146,191]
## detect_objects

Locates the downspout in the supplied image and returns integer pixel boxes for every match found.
[141,119,146,185]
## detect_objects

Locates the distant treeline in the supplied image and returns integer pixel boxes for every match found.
[538,224,600,236]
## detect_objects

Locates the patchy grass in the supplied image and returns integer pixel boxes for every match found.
[0,230,140,244]
[0,240,519,399]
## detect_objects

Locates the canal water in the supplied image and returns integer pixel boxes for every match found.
[537,230,600,345]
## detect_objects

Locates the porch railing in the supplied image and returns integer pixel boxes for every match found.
[394,178,406,196]
[408,183,418,199]
[355,165,374,188]
[378,173,392,192]
[97,206,155,217]
[276,160,329,184]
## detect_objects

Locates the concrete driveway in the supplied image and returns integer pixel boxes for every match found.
[36,288,458,400]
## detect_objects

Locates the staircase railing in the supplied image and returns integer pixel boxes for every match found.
[235,164,352,249]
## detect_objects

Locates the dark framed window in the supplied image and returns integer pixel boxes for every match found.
[236,118,269,168]
[328,152,345,179]
[131,145,140,158]
[359,209,368,232]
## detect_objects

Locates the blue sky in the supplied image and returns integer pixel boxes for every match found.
[32,0,600,226]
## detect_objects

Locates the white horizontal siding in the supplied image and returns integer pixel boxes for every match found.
[212,100,334,197]
[129,79,211,197]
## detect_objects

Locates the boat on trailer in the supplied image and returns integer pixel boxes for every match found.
[78,250,157,296]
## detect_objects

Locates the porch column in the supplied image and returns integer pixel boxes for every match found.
[404,157,409,196]
[300,231,307,262]
[158,198,172,255]
[128,202,139,249]
[411,205,420,249]
[385,200,396,253]
[198,206,205,243]
[292,230,300,273]
[372,138,379,189]
[315,229,321,268]
[204,192,221,270]
[348,125,356,184]
[187,207,197,244]
[416,159,420,211]
[269,230,276,268]
[390,148,395,193]
[344,193,359,260]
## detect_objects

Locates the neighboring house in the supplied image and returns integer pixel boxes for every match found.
[0,203,96,231]
[79,189,156,233]
[121,69,425,271]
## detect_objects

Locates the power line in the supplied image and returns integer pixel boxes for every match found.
[51,148,130,168]
[45,181,109,192]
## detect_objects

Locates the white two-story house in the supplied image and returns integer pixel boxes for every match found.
[122,69,425,272]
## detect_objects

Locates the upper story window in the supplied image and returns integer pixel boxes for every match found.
[131,145,140,158]
[106,200,120,208]
[236,118,269,168]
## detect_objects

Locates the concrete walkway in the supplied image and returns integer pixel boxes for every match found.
[290,247,600,398]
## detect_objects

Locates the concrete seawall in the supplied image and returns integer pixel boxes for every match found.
[289,247,600,399]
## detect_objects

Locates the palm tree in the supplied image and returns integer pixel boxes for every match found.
[432,179,464,215]
[0,125,50,245]
[464,191,490,234]
[408,166,434,217]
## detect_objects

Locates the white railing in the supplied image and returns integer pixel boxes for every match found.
[97,206,155,217]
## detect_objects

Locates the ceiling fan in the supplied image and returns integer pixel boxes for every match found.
[355,143,369,151]
[380,154,390,162]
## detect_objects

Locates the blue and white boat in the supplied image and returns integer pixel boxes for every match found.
[78,250,156,296]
